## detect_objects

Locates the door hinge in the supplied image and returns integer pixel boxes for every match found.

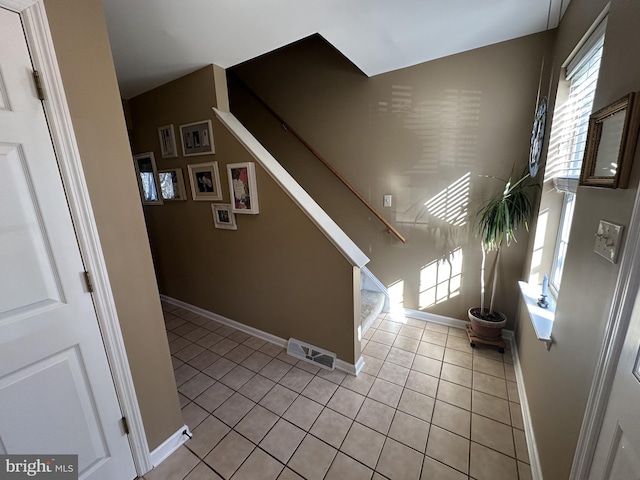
[83,271,94,293]
[121,417,130,435]
[32,70,45,101]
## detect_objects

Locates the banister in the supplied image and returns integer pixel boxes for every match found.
[231,75,407,243]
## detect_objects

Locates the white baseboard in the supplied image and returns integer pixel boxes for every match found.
[149,425,191,469]
[403,308,469,330]
[353,355,365,376]
[160,295,360,376]
[339,355,364,376]
[502,331,543,480]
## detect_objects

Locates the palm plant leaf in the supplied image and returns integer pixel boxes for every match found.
[477,172,535,252]
[476,170,537,314]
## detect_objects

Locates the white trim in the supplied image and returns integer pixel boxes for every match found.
[503,331,544,480]
[562,5,610,71]
[352,355,365,376]
[570,173,640,479]
[149,425,190,468]
[361,266,389,294]
[213,108,370,268]
[1,0,36,11]
[403,308,469,330]
[14,2,152,474]
[361,266,390,312]
[161,295,361,375]
[518,281,554,350]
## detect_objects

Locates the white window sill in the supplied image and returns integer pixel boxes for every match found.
[518,281,554,350]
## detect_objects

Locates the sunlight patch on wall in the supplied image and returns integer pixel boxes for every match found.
[423,172,470,227]
[529,209,548,283]
[375,87,480,229]
[403,89,481,176]
[387,279,406,322]
[391,85,412,114]
[419,247,463,309]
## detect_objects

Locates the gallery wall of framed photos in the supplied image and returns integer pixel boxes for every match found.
[129,69,260,234]
[126,65,357,364]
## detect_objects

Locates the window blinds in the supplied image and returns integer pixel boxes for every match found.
[544,19,607,189]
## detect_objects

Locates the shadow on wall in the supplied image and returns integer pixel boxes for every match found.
[371,88,482,317]
[230,32,549,323]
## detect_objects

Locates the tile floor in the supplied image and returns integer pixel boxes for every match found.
[143,302,532,480]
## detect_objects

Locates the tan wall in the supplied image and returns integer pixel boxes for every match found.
[515,0,640,478]
[230,32,554,327]
[128,67,357,363]
[44,0,183,451]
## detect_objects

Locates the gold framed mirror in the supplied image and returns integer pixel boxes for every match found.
[580,92,640,189]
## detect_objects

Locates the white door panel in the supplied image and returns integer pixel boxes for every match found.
[0,347,109,470]
[601,425,640,480]
[589,285,640,480]
[0,143,63,315]
[0,6,136,480]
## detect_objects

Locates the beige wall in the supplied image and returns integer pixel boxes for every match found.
[128,67,358,363]
[44,0,183,450]
[230,32,554,327]
[516,0,640,478]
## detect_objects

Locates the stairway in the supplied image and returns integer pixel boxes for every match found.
[361,289,385,335]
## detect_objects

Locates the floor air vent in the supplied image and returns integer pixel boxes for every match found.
[287,338,336,371]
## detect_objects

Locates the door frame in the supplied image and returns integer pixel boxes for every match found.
[1,0,152,475]
[570,182,640,477]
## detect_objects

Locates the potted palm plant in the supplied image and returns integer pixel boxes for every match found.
[469,167,537,338]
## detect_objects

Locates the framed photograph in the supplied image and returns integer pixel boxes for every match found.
[212,204,237,230]
[157,124,178,158]
[187,162,223,201]
[158,168,187,201]
[133,152,163,205]
[580,92,640,189]
[227,162,259,214]
[180,119,215,157]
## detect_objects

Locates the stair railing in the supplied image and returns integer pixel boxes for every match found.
[231,75,407,244]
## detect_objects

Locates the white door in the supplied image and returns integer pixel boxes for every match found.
[0,7,136,480]
[588,284,640,479]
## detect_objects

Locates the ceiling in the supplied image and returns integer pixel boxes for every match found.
[101,0,569,99]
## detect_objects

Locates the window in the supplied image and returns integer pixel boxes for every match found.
[551,193,575,289]
[545,18,606,291]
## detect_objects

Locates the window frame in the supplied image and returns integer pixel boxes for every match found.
[545,19,607,293]
[550,192,576,294]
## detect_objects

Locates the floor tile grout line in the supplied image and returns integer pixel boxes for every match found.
[366,323,524,471]
[186,352,432,476]
[166,304,529,479]
[180,440,227,480]
[182,348,518,449]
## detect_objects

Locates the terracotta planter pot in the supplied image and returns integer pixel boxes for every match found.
[468,307,507,339]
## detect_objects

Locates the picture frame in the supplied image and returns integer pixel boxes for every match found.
[133,152,163,205]
[187,162,223,201]
[212,204,237,230]
[158,168,187,201]
[580,92,640,189]
[227,162,259,214]
[157,124,178,158]
[180,119,215,157]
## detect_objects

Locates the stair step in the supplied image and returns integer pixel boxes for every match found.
[361,289,385,335]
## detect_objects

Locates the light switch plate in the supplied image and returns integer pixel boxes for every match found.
[383,194,392,207]
[594,220,624,263]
